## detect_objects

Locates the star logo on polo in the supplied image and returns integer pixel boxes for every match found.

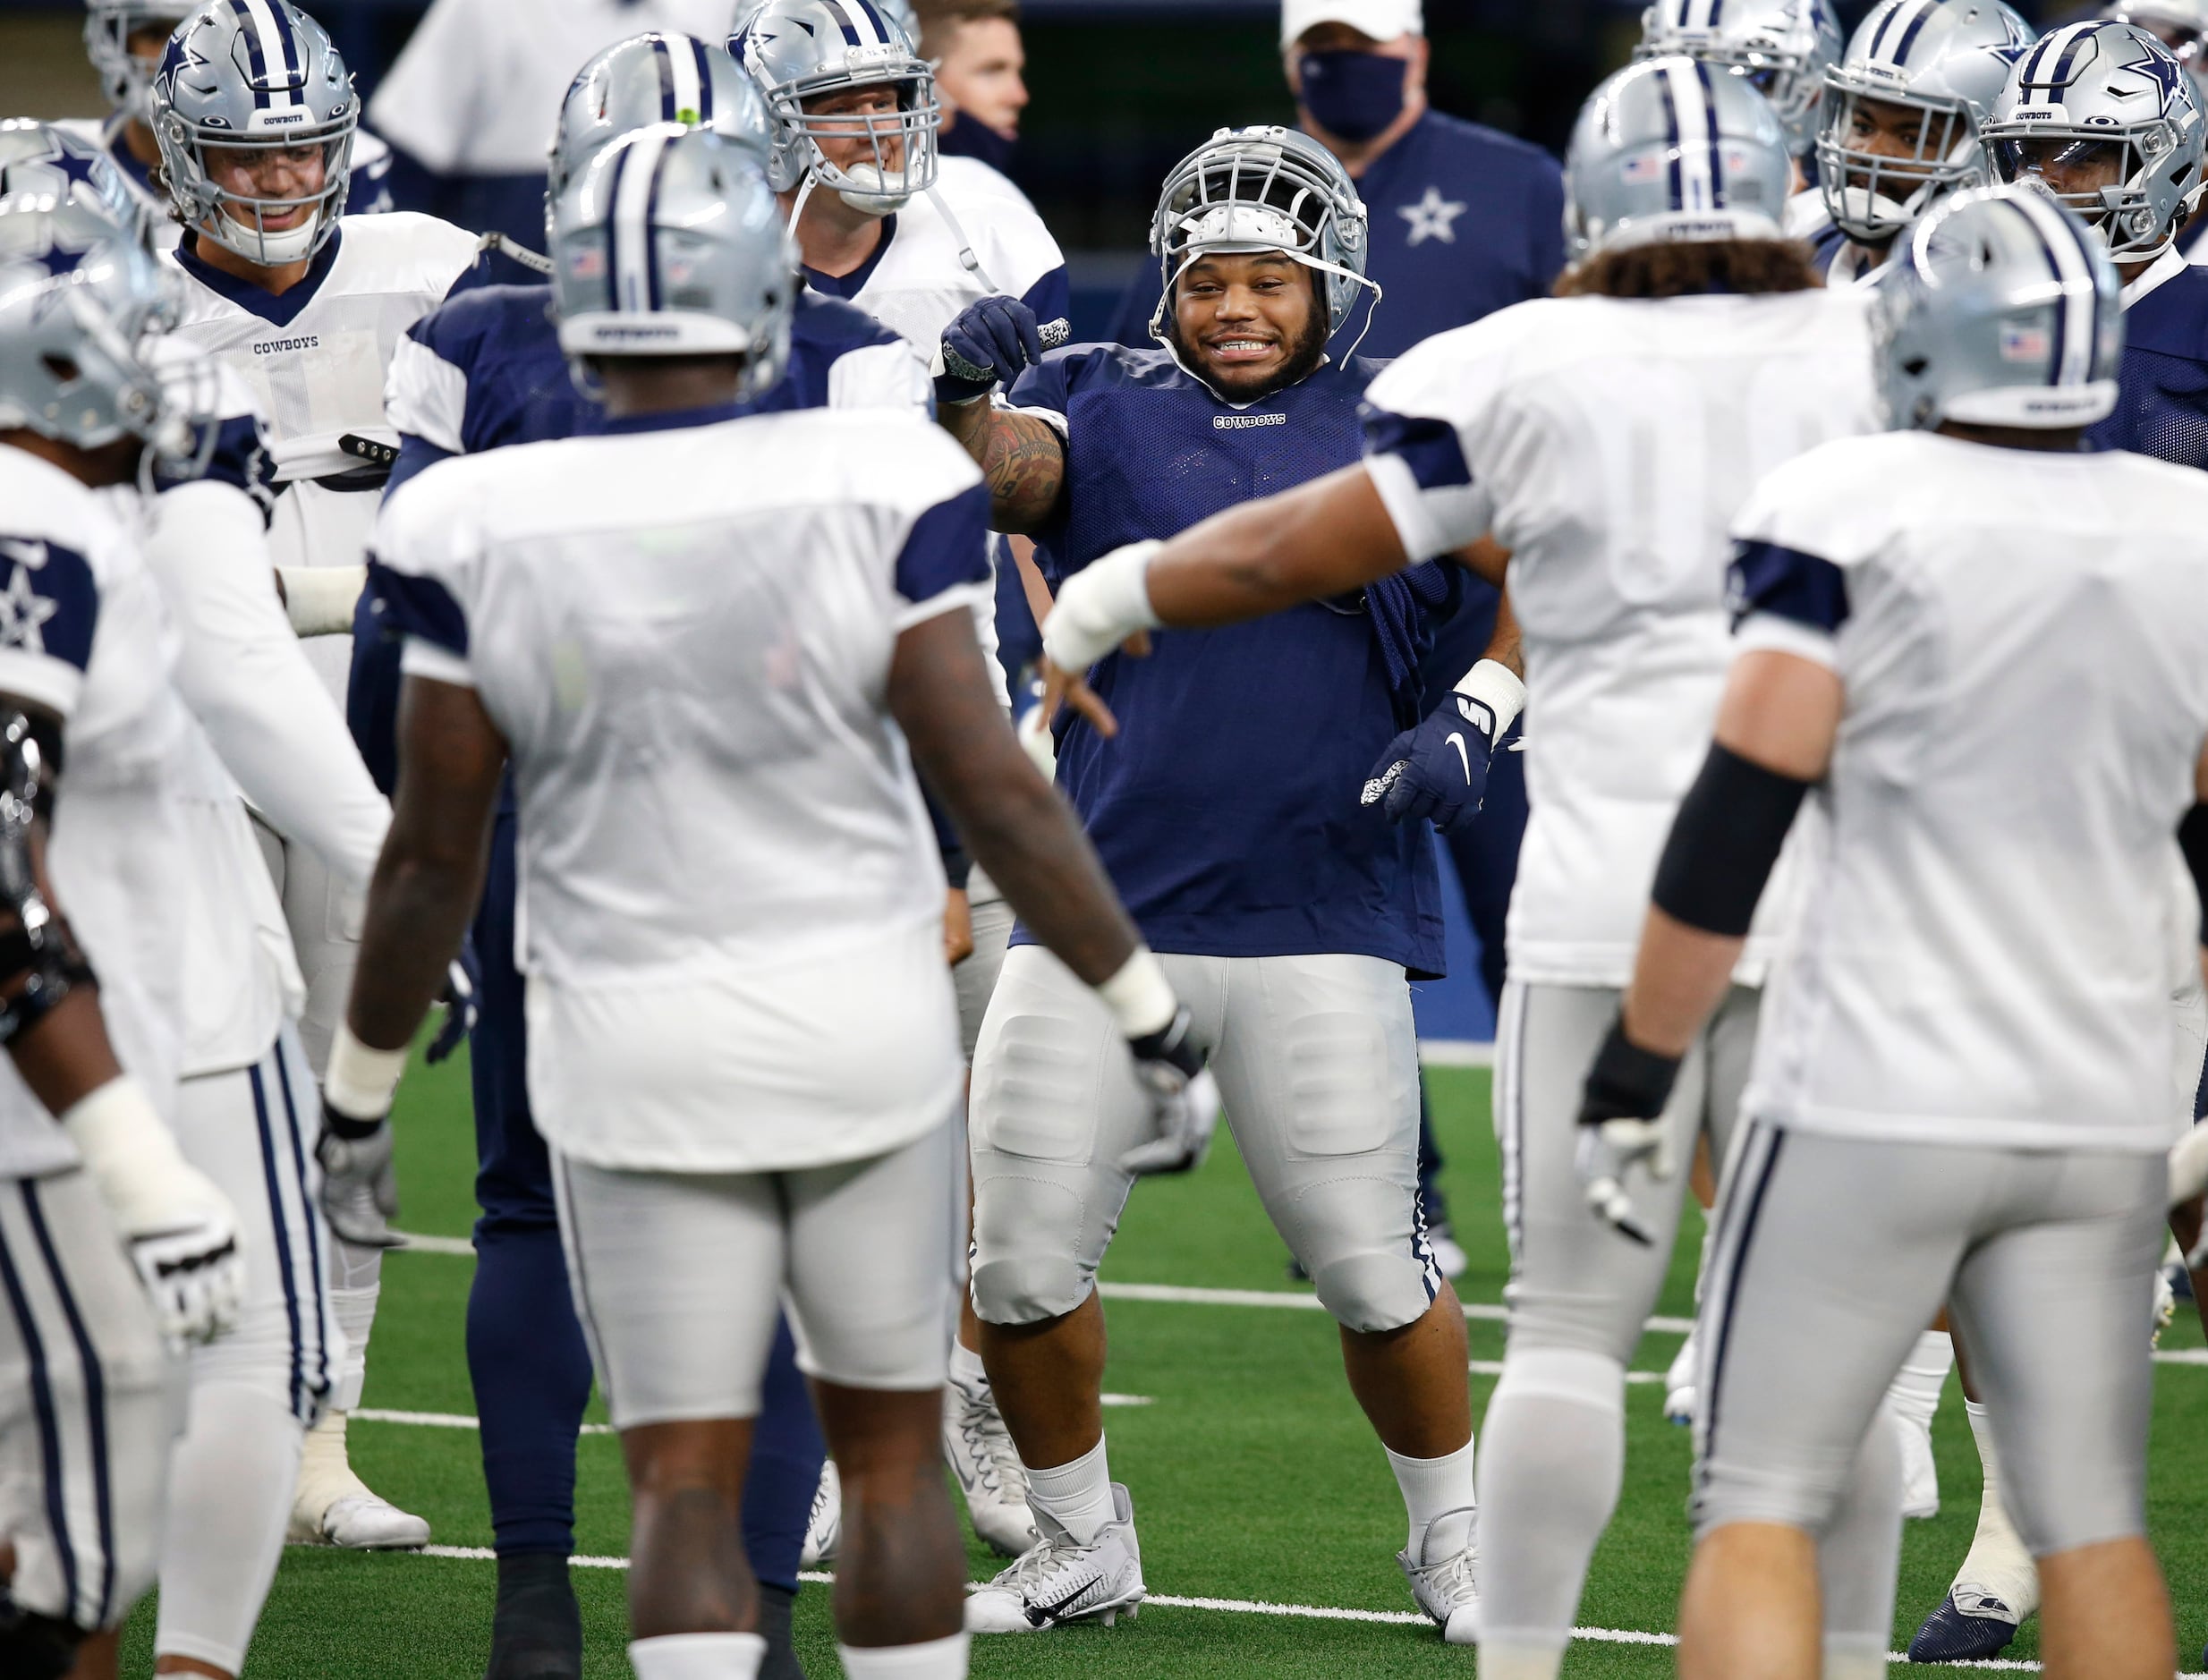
[1399,186,1467,248]
[0,565,58,656]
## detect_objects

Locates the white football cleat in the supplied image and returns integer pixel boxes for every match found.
[943,1372,1039,1557]
[1398,1506,1479,1644]
[800,1460,841,1569]
[1663,1330,1698,1427]
[287,1413,430,1549]
[965,1483,1145,1633]
[1893,1405,1939,1521]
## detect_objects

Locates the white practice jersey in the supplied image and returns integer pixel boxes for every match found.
[812,169,1070,365]
[1362,289,1877,988]
[1732,432,2208,1154]
[368,0,737,176]
[56,116,395,254]
[370,407,992,1173]
[0,450,191,1179]
[165,212,480,698]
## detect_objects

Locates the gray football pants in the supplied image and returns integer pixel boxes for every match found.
[1476,980,1760,1662]
[1694,1120,2164,1557]
[971,946,1437,1335]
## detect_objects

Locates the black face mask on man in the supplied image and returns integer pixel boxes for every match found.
[941,114,1020,178]
[1297,48,1407,142]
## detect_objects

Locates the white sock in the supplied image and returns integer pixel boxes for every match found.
[1024,1435,1114,1546]
[328,1245,381,1413]
[628,1632,766,1679]
[155,1381,303,1674]
[1956,1400,2039,1615]
[1385,1436,1478,1562]
[837,1633,971,1677]
[948,1339,989,1394]
[1888,1330,1953,1427]
[1476,1641,1566,1680]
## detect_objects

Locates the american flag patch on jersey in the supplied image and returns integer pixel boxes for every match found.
[2000,325,2051,362]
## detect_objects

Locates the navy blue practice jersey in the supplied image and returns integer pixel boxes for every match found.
[1007,344,1464,976]
[2091,259,2208,470]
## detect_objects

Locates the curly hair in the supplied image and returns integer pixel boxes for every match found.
[1555,238,1824,301]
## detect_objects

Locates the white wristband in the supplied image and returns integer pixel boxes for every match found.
[278,565,368,637]
[1041,540,1163,673]
[324,1022,408,1121]
[61,1075,200,1230]
[1097,946,1178,1039]
[1455,658,1527,739]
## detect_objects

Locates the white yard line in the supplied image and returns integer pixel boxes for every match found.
[390,1243,2208,1367]
[408,1548,2188,1674]
[1417,1039,1495,1069]
[357,1397,1151,1436]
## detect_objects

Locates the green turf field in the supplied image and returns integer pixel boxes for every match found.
[120,1055,2208,1677]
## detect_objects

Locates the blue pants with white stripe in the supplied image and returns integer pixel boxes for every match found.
[469,812,827,1582]
[0,1168,171,1634]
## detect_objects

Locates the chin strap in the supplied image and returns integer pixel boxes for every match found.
[478,232,553,276]
[923,184,995,291]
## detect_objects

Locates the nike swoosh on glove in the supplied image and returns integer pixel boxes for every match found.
[1121,1005,1219,1176]
[425,938,480,1065]
[1361,692,1500,837]
[938,293,1045,405]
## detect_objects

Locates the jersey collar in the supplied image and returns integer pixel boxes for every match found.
[802,216,897,301]
[2122,246,2189,311]
[598,401,747,436]
[174,227,345,329]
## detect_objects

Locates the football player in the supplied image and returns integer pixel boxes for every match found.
[359,33,928,1677]
[0,197,246,1680]
[73,0,394,247]
[1637,0,1843,233]
[1898,22,2208,1659]
[913,0,1028,182]
[1811,0,2036,286]
[732,0,1069,1563]
[1029,64,1911,1680]
[934,125,1504,1642]
[1618,182,2198,1680]
[147,0,484,1551]
[320,123,1206,1680]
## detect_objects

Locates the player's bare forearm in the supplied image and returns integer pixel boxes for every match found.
[1619,907,1745,1060]
[1483,586,1524,678]
[890,609,1139,985]
[938,399,1067,535]
[1143,464,1410,627]
[348,675,505,1053]
[13,990,124,1116]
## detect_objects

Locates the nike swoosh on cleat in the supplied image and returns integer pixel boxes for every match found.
[1028,1578,1118,1625]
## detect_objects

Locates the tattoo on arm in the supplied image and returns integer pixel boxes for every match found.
[938,401,1066,536]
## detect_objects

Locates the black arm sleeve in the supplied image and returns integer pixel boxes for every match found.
[1651,743,1813,938]
[2181,805,2208,943]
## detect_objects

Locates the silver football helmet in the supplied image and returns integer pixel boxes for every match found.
[1872,183,2121,430]
[1565,56,1795,261]
[1818,2,2037,246]
[1637,0,1844,155]
[730,0,939,215]
[149,0,359,267]
[551,124,795,397]
[84,1,198,125]
[1146,126,1377,350]
[1983,21,2206,262]
[2107,2,2208,105]
[548,33,771,210]
[0,197,208,474]
[0,120,149,245]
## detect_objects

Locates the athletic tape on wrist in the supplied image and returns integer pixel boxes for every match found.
[1455,658,1526,738]
[60,1074,166,1155]
[323,1022,408,1121]
[1098,946,1178,1040]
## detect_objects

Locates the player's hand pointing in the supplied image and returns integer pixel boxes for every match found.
[939,295,1050,405]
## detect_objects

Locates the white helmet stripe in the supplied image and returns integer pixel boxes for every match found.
[660,34,702,123]
[610,126,673,315]
[1667,59,1720,212]
[2007,185,2096,390]
[825,0,887,47]
[1868,0,1936,67]
[234,0,301,112]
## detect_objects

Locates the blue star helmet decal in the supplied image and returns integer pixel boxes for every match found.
[2120,37,2187,111]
